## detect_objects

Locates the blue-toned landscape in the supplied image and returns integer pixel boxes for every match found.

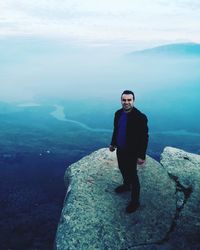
[1,41,200,249]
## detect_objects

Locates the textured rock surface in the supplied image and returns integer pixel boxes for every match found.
[55,147,200,249]
[56,147,183,250]
[160,147,200,249]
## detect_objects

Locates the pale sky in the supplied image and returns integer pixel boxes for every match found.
[1,0,200,49]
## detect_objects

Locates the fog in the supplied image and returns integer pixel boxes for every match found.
[1,38,200,103]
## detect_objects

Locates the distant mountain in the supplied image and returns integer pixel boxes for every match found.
[128,43,200,57]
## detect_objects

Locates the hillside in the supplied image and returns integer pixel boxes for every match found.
[128,43,200,57]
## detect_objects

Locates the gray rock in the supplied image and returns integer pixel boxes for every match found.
[56,148,186,250]
[160,147,200,249]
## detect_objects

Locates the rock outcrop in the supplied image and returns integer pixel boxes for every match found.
[55,147,200,250]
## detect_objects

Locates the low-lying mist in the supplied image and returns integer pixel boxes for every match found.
[1,38,200,141]
[1,38,200,102]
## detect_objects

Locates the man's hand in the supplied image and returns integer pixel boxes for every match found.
[109,145,116,152]
[137,158,145,165]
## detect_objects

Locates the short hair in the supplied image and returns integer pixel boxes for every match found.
[121,90,135,100]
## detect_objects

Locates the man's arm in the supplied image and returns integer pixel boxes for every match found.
[109,112,118,152]
[137,158,145,165]
[137,115,149,161]
[109,145,116,152]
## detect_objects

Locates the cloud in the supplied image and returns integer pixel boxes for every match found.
[0,0,200,48]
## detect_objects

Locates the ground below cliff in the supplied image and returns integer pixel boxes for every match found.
[55,147,200,250]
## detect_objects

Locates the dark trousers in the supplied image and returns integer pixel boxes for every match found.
[116,149,140,203]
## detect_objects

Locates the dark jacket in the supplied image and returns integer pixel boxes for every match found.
[111,107,149,159]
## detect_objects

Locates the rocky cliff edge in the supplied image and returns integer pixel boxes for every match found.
[55,147,200,250]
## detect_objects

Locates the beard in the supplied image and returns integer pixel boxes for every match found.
[123,105,133,112]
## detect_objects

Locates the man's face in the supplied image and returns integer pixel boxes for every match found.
[121,94,134,111]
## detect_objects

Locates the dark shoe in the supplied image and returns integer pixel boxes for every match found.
[126,201,140,213]
[115,184,130,193]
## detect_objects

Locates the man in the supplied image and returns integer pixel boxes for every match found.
[109,90,148,213]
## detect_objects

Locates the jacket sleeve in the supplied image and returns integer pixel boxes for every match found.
[137,115,149,160]
[110,112,118,146]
